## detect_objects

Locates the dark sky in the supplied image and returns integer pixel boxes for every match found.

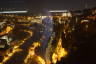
[0,0,96,10]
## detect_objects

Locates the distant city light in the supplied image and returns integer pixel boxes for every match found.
[62,13,72,17]
[0,11,28,13]
[49,10,68,12]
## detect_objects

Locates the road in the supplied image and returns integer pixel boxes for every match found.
[0,17,53,64]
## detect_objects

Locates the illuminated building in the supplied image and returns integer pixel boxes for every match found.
[49,10,72,17]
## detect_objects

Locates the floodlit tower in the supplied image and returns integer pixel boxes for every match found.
[82,0,88,9]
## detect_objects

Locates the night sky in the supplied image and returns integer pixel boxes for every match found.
[0,0,96,10]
